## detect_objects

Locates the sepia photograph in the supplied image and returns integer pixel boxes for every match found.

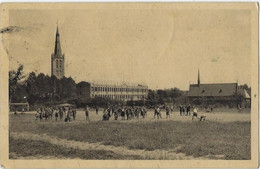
[0,2,258,168]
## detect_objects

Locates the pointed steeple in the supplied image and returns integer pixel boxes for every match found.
[198,69,200,86]
[54,25,62,57]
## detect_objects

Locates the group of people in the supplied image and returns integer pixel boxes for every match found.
[179,105,199,120]
[35,106,76,122]
[153,106,173,119]
[14,108,25,115]
[35,107,54,120]
[179,105,191,116]
[34,104,205,122]
[85,106,148,121]
[103,106,147,121]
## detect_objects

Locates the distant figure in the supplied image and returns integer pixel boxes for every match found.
[107,108,111,117]
[121,108,125,120]
[157,107,162,119]
[59,107,63,120]
[186,105,190,116]
[85,107,89,121]
[114,109,118,120]
[55,110,59,121]
[192,107,198,120]
[126,108,130,120]
[199,115,206,121]
[210,107,213,112]
[102,109,110,121]
[166,106,170,118]
[64,108,71,122]
[96,107,99,115]
[112,107,115,115]
[39,108,43,120]
[170,106,173,114]
[14,109,17,115]
[179,106,183,116]
[72,109,76,120]
[154,107,157,118]
[140,108,145,119]
[21,108,25,115]
[67,108,71,121]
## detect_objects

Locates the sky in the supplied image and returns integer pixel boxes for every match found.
[5,8,251,90]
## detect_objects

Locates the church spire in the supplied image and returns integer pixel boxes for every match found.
[198,69,200,86]
[54,25,62,57]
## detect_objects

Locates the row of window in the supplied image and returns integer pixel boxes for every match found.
[56,60,63,68]
[201,89,222,93]
[56,70,62,76]
[91,86,147,93]
[93,94,146,99]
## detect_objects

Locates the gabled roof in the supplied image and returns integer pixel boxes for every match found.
[77,81,90,86]
[188,83,237,97]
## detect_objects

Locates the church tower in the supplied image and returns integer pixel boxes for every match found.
[51,26,65,79]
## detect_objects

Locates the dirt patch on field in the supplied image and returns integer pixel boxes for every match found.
[10,132,211,160]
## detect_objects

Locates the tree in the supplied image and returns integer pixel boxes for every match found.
[157,89,168,98]
[9,65,25,102]
[147,90,157,100]
[167,88,183,98]
[240,84,251,97]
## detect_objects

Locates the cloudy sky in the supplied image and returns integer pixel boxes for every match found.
[5,7,251,90]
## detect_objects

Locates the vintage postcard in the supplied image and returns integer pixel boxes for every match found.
[0,2,258,168]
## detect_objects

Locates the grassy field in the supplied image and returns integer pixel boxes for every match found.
[9,110,251,160]
[9,137,141,159]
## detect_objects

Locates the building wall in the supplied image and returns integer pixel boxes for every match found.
[51,54,65,79]
[76,82,91,100]
[77,82,148,101]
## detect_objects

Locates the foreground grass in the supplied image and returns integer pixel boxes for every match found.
[10,114,251,160]
[9,137,141,159]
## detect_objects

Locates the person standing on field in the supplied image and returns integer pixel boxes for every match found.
[55,110,59,121]
[96,107,99,115]
[85,106,89,121]
[192,107,198,120]
[187,105,191,116]
[157,107,162,119]
[179,105,183,116]
[72,109,76,120]
[154,107,157,118]
[166,106,170,118]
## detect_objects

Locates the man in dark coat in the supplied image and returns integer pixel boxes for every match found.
[96,107,99,115]
[72,109,76,120]
[179,106,183,116]
[85,107,89,121]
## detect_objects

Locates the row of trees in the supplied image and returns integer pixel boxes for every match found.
[9,65,187,108]
[146,88,186,105]
[70,97,125,108]
[9,65,251,109]
[9,65,77,105]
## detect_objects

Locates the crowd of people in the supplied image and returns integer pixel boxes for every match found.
[85,105,176,121]
[92,106,147,121]
[31,104,207,122]
[35,106,77,122]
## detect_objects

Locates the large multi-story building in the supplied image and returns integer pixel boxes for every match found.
[77,81,148,101]
[51,26,65,79]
